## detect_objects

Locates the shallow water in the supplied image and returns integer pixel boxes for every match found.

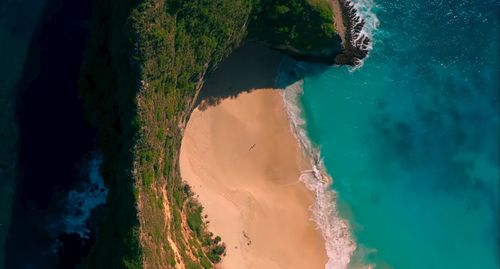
[300,0,499,268]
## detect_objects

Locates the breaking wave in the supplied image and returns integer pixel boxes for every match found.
[61,153,108,238]
[348,0,379,46]
[281,81,359,269]
[344,0,380,69]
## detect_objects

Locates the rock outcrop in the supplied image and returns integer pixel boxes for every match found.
[335,0,371,65]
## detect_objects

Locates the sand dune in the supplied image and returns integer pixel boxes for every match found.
[180,89,327,269]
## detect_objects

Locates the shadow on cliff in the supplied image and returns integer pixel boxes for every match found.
[195,42,332,111]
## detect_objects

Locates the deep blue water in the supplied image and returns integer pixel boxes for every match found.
[301,0,499,268]
[2,0,104,268]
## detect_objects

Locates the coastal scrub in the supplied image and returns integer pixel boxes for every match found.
[78,0,342,268]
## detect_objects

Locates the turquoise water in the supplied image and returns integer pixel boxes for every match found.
[300,0,499,268]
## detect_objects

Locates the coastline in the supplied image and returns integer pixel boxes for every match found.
[179,0,378,267]
[330,0,376,65]
[182,43,330,268]
[180,43,358,268]
[78,0,378,267]
[180,89,328,268]
[0,0,381,267]
[280,81,356,269]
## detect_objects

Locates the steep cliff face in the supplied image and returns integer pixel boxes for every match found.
[80,0,252,268]
[79,0,357,268]
[78,0,143,267]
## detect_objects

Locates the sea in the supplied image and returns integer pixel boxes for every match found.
[284,0,499,268]
[1,0,107,268]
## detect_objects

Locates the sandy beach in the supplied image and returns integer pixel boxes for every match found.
[180,88,327,268]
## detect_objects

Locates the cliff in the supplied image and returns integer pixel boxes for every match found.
[80,1,252,268]
[78,0,366,268]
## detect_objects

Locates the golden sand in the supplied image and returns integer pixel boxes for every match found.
[180,89,327,269]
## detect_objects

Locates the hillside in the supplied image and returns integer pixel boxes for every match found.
[78,0,342,268]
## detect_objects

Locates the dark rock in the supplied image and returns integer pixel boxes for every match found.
[334,0,371,66]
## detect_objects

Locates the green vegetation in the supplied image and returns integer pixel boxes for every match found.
[186,202,203,237]
[79,0,339,268]
[249,0,338,52]
[128,0,250,267]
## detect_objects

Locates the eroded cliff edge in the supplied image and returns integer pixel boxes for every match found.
[78,0,369,268]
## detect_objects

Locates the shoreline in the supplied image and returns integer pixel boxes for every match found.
[331,0,376,65]
[280,81,356,269]
[180,89,328,268]
[181,43,358,268]
[181,43,333,268]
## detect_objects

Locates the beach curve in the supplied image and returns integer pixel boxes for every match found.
[180,89,328,268]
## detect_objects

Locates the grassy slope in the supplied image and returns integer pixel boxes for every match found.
[79,0,336,268]
[80,0,251,268]
[129,1,251,268]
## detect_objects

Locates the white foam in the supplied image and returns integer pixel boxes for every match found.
[62,153,108,238]
[348,0,380,69]
[281,81,357,269]
[350,0,380,36]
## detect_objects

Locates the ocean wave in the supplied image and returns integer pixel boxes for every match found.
[62,153,108,238]
[349,0,379,40]
[281,81,357,269]
[344,0,380,69]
